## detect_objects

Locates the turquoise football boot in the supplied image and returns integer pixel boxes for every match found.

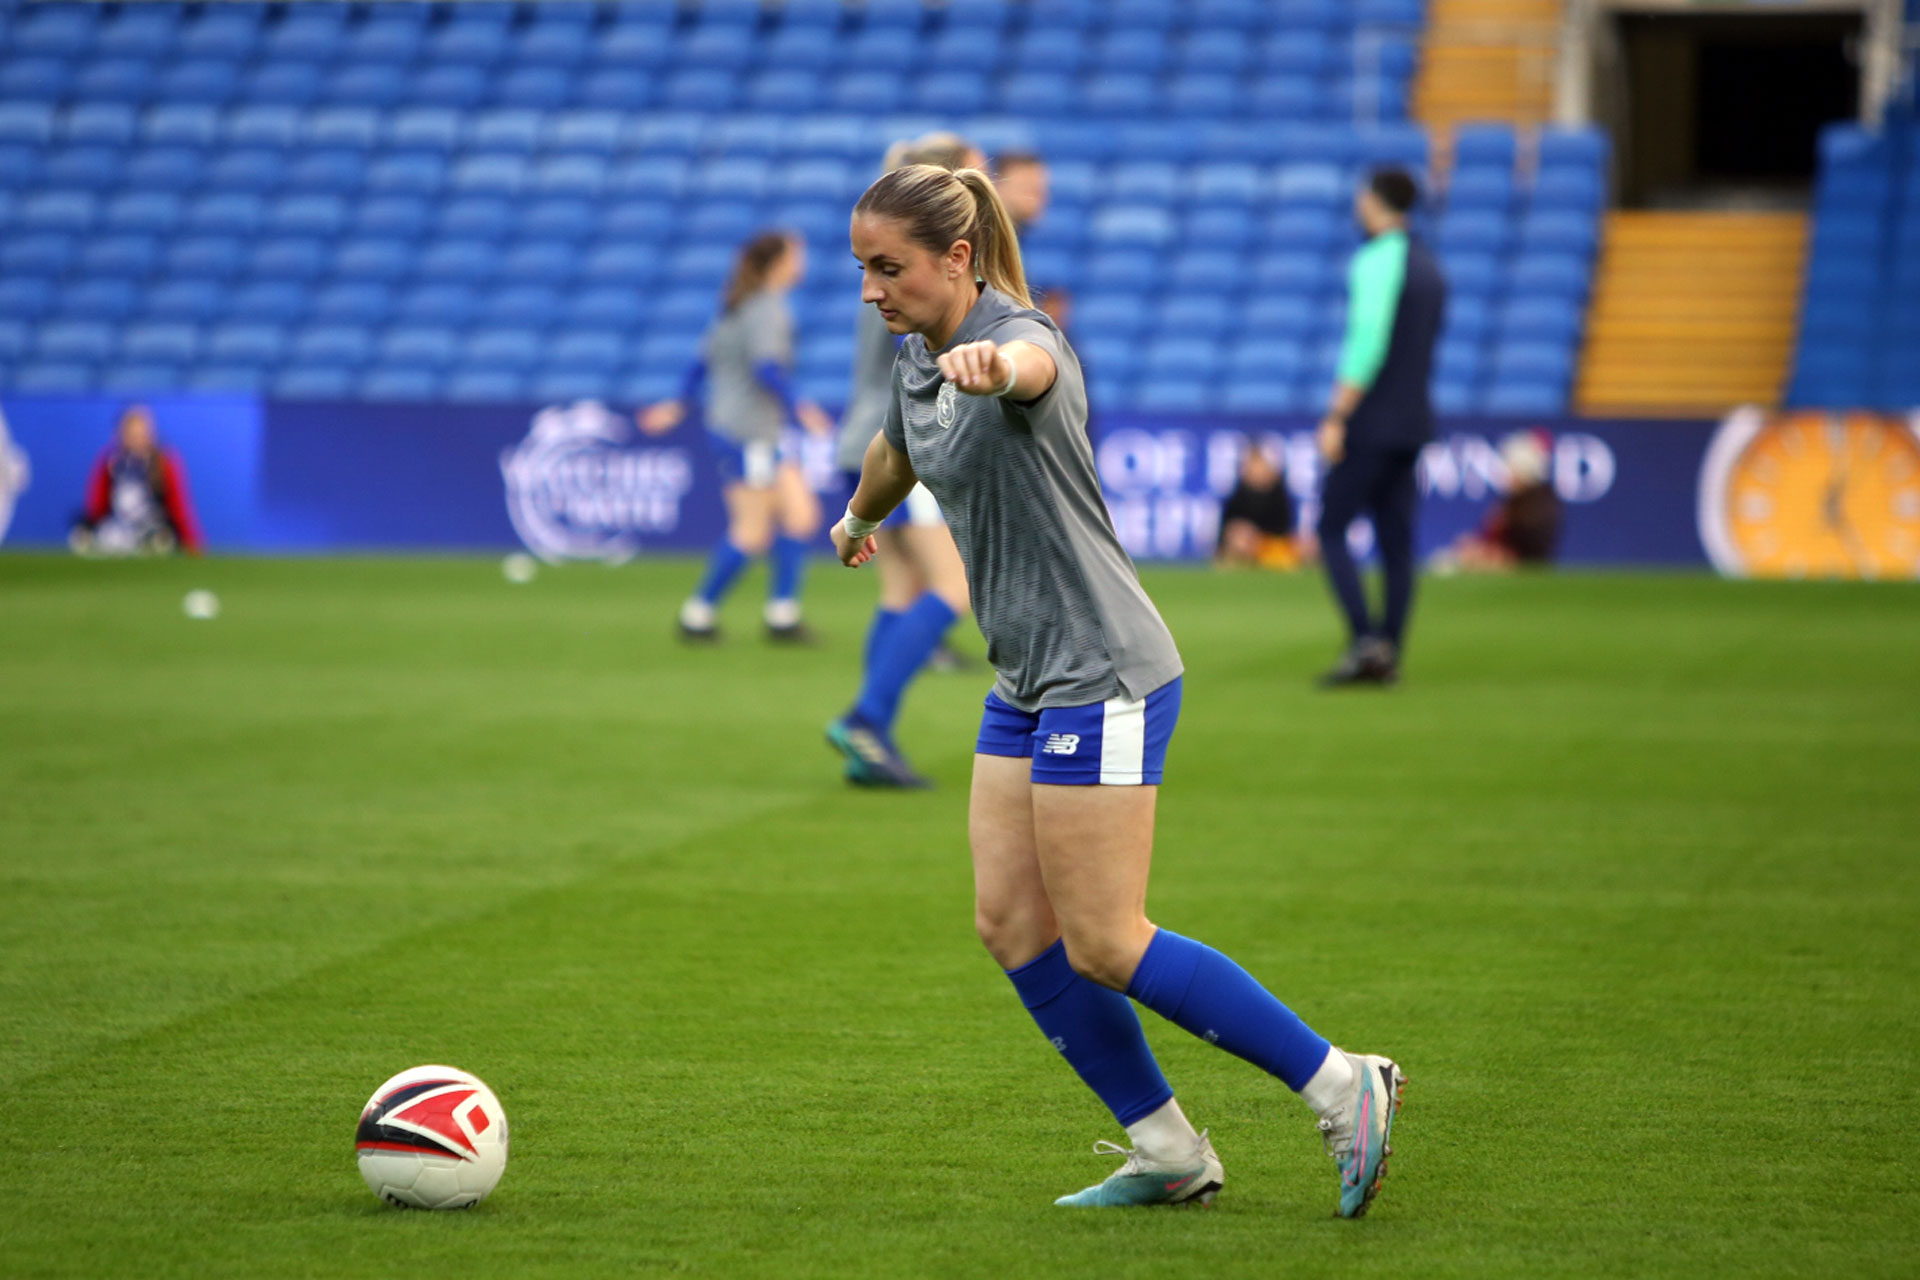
[1054,1132,1223,1208]
[1320,1052,1406,1218]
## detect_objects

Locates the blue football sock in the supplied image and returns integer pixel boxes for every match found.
[768,534,808,605]
[694,541,750,606]
[852,591,956,735]
[1007,939,1174,1127]
[862,607,905,676]
[1126,928,1332,1091]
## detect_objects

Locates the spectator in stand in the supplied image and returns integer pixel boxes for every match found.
[72,405,203,556]
[1432,430,1564,572]
[1215,444,1304,570]
[995,152,1068,331]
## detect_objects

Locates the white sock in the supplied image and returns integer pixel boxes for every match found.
[763,597,801,628]
[1298,1046,1356,1119]
[680,598,716,630]
[1125,1097,1202,1164]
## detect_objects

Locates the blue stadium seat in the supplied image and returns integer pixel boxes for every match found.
[451,154,529,196]
[1439,210,1512,254]
[1082,75,1160,117]
[1181,29,1256,75]
[1443,293,1492,341]
[203,322,288,367]
[1089,205,1177,246]
[444,367,528,403]
[1354,123,1429,170]
[519,17,595,68]
[1261,30,1336,76]
[1227,337,1309,380]
[439,195,514,238]
[178,5,262,59]
[1491,340,1573,385]
[1442,251,1502,297]
[1448,167,1516,211]
[1074,294,1154,342]
[521,198,597,239]
[378,325,460,369]
[1011,25,1089,75]
[0,58,75,100]
[678,21,761,70]
[242,63,323,107]
[12,361,97,393]
[1497,297,1582,344]
[1243,295,1320,337]
[73,57,156,103]
[102,363,185,394]
[1531,167,1605,211]
[747,71,824,113]
[916,72,993,115]
[309,285,393,326]
[1095,26,1174,74]
[571,287,644,328]
[227,282,309,325]
[274,365,356,398]
[283,150,366,192]
[263,6,351,62]
[305,106,382,152]
[1483,382,1564,415]
[925,28,1004,72]
[1517,209,1599,255]
[1272,163,1347,206]
[1256,252,1336,294]
[157,59,240,105]
[384,107,461,153]
[364,153,448,196]
[498,67,572,110]
[165,235,244,279]
[358,366,442,401]
[81,234,162,276]
[1109,162,1183,204]
[224,104,299,149]
[1221,379,1306,413]
[1433,378,1478,415]
[760,25,838,71]
[62,103,138,147]
[141,104,219,148]
[532,155,609,198]
[1537,126,1609,172]
[406,65,488,109]
[141,279,222,322]
[460,105,544,149]
[1265,207,1340,250]
[291,324,375,367]
[1452,124,1517,171]
[528,368,614,402]
[14,4,103,57]
[1509,252,1589,298]
[576,68,653,110]
[55,279,138,321]
[461,327,544,371]
[1185,206,1258,251]
[1435,337,1482,384]
[0,102,56,147]
[500,242,580,285]
[202,148,282,191]
[549,329,626,371]
[690,157,770,200]
[349,196,427,238]
[268,193,348,237]
[332,237,414,282]
[828,71,906,113]
[249,237,328,281]
[187,190,269,235]
[602,200,675,239]
[418,239,498,284]
[1137,380,1214,412]
[1167,75,1241,118]
[1169,249,1247,295]
[17,189,99,233]
[37,321,118,363]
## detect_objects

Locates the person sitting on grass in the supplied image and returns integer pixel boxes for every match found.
[1432,429,1563,573]
[1215,444,1305,570]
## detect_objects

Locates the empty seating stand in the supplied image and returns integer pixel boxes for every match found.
[0,0,1596,411]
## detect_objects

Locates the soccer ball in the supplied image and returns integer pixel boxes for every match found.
[355,1065,509,1210]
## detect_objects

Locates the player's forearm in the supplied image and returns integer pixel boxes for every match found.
[1328,381,1363,420]
[999,340,1058,401]
[849,433,917,524]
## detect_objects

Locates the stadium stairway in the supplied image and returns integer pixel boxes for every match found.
[1413,0,1562,136]
[1575,212,1807,416]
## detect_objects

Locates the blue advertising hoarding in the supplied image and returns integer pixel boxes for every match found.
[0,395,1724,567]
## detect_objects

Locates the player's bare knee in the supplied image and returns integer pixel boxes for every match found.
[1061,936,1137,991]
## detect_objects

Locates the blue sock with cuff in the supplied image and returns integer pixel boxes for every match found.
[852,590,957,734]
[695,541,750,606]
[768,535,808,606]
[1126,928,1332,1091]
[1006,939,1174,1126]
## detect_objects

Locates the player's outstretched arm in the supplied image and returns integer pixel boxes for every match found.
[937,340,1056,401]
[832,432,918,567]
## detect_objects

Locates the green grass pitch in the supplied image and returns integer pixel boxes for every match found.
[2,553,1916,1278]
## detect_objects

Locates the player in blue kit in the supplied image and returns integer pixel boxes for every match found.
[643,231,835,643]
[832,164,1407,1215]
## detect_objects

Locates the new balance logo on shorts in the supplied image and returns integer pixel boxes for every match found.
[1041,733,1081,755]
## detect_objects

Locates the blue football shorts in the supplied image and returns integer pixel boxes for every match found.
[710,432,789,488]
[974,677,1183,786]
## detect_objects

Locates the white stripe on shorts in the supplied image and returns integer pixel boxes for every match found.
[1099,693,1148,786]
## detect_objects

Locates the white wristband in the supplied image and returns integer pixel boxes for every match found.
[987,361,1018,397]
[842,506,881,539]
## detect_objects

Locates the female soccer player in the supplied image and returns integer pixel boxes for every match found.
[828,134,983,788]
[832,165,1406,1214]
[643,231,834,643]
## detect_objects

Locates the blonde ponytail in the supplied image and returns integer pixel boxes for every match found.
[854,163,1035,310]
[954,168,1032,308]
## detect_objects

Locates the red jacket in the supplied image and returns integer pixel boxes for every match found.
[84,445,204,553]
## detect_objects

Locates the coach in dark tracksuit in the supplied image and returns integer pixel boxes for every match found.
[1314,169,1446,687]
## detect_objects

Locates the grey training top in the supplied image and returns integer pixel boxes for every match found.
[835,302,899,472]
[882,286,1183,712]
[702,289,792,444]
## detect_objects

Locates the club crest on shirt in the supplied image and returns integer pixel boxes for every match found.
[935,381,959,430]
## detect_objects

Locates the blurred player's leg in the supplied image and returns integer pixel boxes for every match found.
[1370,448,1421,670]
[765,461,819,643]
[681,482,773,641]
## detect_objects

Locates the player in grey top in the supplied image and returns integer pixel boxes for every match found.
[642,232,833,643]
[833,164,1406,1217]
[826,133,984,790]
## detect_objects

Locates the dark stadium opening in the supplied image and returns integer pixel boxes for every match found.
[1609,10,1862,208]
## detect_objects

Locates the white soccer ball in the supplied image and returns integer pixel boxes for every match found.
[182,589,220,620]
[355,1065,509,1210]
